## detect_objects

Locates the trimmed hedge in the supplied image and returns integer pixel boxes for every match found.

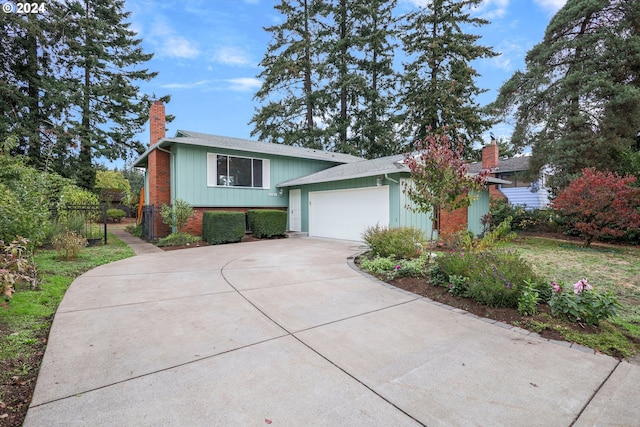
[107,208,126,223]
[247,209,287,238]
[202,211,245,244]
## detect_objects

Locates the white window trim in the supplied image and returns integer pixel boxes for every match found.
[207,153,270,189]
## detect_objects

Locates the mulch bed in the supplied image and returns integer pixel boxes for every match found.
[384,275,600,342]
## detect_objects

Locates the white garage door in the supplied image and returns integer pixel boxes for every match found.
[309,186,389,241]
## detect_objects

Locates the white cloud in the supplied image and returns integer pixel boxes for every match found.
[474,0,510,20]
[164,36,200,59]
[213,47,253,67]
[161,80,211,89]
[149,18,200,59]
[226,78,262,92]
[534,0,566,12]
[159,78,261,92]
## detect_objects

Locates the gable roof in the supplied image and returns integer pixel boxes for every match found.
[468,155,531,174]
[133,130,363,167]
[278,154,510,187]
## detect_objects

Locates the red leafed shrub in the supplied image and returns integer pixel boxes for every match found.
[552,168,640,246]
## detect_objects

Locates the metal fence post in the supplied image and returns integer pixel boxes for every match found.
[103,203,108,245]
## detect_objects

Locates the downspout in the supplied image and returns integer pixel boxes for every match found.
[384,173,398,184]
[384,174,400,227]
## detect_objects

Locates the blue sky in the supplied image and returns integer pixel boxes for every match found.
[122,0,567,163]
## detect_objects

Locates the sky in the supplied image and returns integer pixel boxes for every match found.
[119,0,568,165]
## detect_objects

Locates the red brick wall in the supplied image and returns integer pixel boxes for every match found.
[482,139,507,201]
[482,140,499,170]
[440,206,468,238]
[150,100,166,146]
[147,101,170,238]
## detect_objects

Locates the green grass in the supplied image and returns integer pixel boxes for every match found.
[501,236,640,357]
[0,232,135,368]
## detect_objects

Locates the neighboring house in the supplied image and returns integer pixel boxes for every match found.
[468,139,550,209]
[133,101,506,241]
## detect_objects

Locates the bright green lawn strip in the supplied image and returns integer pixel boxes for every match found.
[0,233,135,364]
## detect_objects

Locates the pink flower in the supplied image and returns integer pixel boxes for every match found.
[552,282,561,293]
[395,265,401,271]
[573,279,591,294]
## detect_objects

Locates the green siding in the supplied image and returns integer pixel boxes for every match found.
[467,190,490,236]
[171,144,339,207]
[397,178,437,239]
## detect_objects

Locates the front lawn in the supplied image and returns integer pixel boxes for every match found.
[0,234,135,426]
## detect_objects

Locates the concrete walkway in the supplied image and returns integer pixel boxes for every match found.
[25,236,640,426]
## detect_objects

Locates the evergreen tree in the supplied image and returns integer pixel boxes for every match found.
[400,0,497,155]
[253,0,403,158]
[490,0,640,192]
[55,0,159,189]
[250,0,327,150]
[323,0,403,158]
[0,7,65,169]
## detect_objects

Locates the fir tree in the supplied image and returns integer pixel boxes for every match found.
[323,0,403,158]
[55,0,159,189]
[490,0,640,191]
[250,0,327,150]
[400,0,497,155]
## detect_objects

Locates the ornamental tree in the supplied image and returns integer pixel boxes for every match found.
[403,131,489,241]
[552,168,640,247]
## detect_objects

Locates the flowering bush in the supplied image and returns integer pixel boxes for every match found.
[549,279,620,325]
[436,249,542,308]
[360,254,429,279]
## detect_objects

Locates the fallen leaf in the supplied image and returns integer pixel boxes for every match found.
[265,419,272,424]
[0,414,8,419]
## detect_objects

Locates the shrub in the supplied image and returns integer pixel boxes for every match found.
[360,253,429,280]
[436,249,542,308]
[450,217,516,251]
[107,208,126,223]
[57,185,101,221]
[362,225,425,259]
[52,230,87,261]
[517,281,539,316]
[0,155,54,246]
[157,232,201,247]
[552,168,640,247]
[1,237,38,298]
[202,211,245,244]
[160,199,195,232]
[549,279,621,325]
[482,198,555,233]
[247,209,287,238]
[125,223,143,238]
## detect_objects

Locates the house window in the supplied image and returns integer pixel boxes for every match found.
[499,171,532,188]
[207,153,270,188]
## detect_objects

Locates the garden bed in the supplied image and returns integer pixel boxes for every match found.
[385,274,601,343]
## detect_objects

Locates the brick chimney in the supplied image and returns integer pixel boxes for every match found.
[147,100,171,238]
[482,135,507,200]
[482,135,499,171]
[149,100,166,146]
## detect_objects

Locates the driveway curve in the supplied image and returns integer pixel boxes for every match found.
[25,238,639,426]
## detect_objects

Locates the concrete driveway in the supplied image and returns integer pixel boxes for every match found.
[25,238,639,426]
